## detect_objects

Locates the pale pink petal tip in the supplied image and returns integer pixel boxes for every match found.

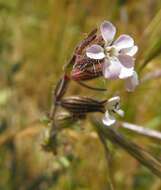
[119,68,134,79]
[125,71,139,92]
[100,21,116,43]
[118,54,134,79]
[122,45,138,56]
[86,44,105,59]
[114,34,134,50]
[103,58,121,79]
[102,111,116,126]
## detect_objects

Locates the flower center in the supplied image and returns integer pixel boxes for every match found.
[105,46,118,58]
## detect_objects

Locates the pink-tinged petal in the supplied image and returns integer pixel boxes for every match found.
[86,44,105,59]
[103,58,121,79]
[125,71,139,92]
[119,67,134,79]
[118,54,134,68]
[100,21,116,43]
[102,111,116,126]
[114,34,134,50]
[120,45,138,56]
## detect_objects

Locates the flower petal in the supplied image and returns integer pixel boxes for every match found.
[118,54,134,79]
[125,71,139,92]
[116,109,124,117]
[118,54,134,68]
[119,67,134,79]
[120,45,138,56]
[108,96,120,106]
[100,21,116,43]
[107,96,120,110]
[114,34,134,50]
[86,44,105,59]
[102,111,116,126]
[103,58,121,79]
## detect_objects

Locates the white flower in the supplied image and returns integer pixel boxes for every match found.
[102,96,124,126]
[86,21,139,91]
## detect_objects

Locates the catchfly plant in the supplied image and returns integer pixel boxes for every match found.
[48,20,140,135]
[44,17,161,182]
[86,21,139,91]
[102,96,124,126]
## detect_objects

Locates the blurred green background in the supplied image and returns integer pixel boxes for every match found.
[0,0,161,189]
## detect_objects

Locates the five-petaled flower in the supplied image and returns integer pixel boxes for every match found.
[102,96,124,126]
[86,21,139,91]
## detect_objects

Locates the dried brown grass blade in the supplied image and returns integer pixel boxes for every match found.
[91,118,161,178]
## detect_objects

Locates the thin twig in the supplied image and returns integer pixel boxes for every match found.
[120,122,161,142]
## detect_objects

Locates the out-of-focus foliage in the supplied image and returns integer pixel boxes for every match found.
[0,0,161,190]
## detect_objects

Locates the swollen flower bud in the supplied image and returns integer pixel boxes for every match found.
[71,57,103,81]
[58,96,107,115]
